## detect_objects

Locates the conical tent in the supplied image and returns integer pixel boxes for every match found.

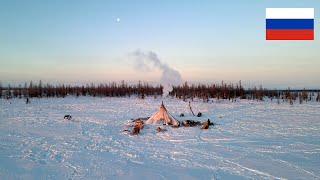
[146,102,179,126]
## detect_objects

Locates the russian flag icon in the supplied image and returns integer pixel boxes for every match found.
[266,8,314,40]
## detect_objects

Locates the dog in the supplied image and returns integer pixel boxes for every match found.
[64,115,72,120]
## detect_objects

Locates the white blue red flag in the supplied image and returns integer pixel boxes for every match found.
[266,8,314,40]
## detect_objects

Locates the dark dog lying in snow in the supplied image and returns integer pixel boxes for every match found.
[64,115,72,120]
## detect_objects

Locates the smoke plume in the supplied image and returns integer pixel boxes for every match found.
[129,49,183,96]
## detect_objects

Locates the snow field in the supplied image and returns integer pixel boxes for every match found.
[0,97,319,179]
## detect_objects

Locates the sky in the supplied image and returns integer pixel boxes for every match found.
[0,0,319,88]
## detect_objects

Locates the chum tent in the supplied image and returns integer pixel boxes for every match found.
[146,102,180,126]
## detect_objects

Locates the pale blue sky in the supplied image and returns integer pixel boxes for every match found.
[0,0,319,88]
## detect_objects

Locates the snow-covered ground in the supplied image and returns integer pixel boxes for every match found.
[0,97,319,179]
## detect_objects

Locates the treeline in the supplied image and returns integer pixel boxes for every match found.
[170,81,245,101]
[0,80,319,104]
[169,81,320,104]
[0,81,162,99]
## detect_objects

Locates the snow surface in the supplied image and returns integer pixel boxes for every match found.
[0,97,319,179]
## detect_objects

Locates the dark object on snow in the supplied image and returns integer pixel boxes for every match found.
[180,113,185,117]
[131,125,141,135]
[156,127,167,132]
[171,121,180,128]
[197,112,202,117]
[201,122,209,129]
[207,119,214,126]
[182,120,201,127]
[64,115,72,120]
[132,117,149,122]
[132,120,144,135]
[26,98,30,104]
[133,118,143,124]
[131,120,144,135]
[134,119,144,129]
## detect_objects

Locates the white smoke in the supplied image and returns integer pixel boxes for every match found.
[129,49,183,96]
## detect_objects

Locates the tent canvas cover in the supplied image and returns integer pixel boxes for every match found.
[146,102,179,126]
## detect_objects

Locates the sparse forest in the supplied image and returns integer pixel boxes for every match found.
[0,80,319,104]
[170,81,320,104]
[0,80,162,99]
